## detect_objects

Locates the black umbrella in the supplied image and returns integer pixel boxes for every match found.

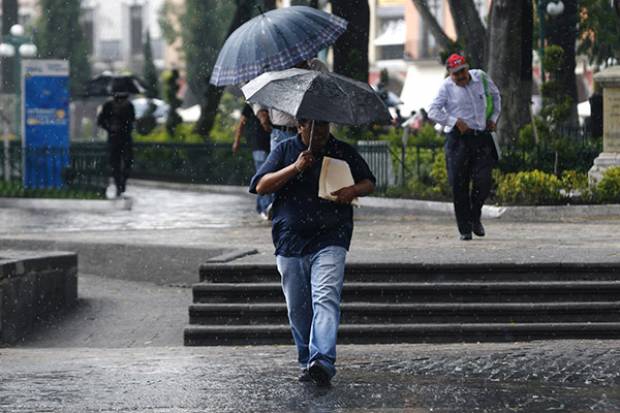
[83,74,147,97]
[241,68,391,126]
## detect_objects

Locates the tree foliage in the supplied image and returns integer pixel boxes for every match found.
[1,0,18,93]
[331,0,370,82]
[35,0,91,96]
[411,0,487,68]
[143,30,160,99]
[412,0,534,144]
[163,69,183,136]
[578,0,620,66]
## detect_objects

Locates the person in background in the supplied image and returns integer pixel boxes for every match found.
[233,103,272,219]
[428,53,501,241]
[97,92,136,198]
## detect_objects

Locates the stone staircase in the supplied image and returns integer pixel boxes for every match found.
[184,263,620,345]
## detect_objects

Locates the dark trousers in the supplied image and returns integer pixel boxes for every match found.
[108,134,133,195]
[444,130,497,235]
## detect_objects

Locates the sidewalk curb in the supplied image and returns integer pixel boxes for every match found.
[205,248,259,263]
[0,196,133,211]
[131,180,620,221]
[358,197,620,221]
[131,179,254,196]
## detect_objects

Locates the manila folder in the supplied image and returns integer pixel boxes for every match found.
[318,156,358,205]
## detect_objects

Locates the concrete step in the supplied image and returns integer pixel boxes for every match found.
[192,281,620,304]
[188,302,620,325]
[184,322,620,346]
[200,263,620,283]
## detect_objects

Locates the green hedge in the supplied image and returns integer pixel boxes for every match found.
[595,167,620,203]
[0,180,104,199]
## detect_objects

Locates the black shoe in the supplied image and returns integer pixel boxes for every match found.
[472,222,485,237]
[298,368,312,382]
[308,361,331,387]
[460,232,472,241]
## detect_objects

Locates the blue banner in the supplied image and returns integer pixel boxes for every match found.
[22,60,70,189]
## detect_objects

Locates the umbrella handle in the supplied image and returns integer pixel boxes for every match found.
[308,120,315,154]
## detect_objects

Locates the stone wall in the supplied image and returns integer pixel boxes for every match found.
[0,250,78,345]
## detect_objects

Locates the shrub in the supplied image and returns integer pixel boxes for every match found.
[595,167,620,204]
[496,169,565,205]
[430,152,450,197]
[560,170,589,192]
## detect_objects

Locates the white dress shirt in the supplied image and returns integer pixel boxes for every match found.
[428,69,501,133]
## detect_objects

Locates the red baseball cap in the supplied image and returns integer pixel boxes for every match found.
[446,53,469,74]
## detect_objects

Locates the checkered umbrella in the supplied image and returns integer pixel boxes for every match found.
[210,6,347,87]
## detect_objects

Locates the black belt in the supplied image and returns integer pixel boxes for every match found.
[464,129,489,136]
[272,124,297,132]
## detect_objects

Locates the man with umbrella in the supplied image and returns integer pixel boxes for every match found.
[245,68,389,387]
[97,91,136,197]
[250,118,375,386]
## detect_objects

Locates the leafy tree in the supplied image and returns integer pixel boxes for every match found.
[1,0,18,93]
[35,0,91,96]
[545,0,579,127]
[578,0,620,66]
[331,0,370,82]
[163,69,183,136]
[411,0,486,68]
[143,29,160,99]
[412,0,533,144]
[181,0,255,138]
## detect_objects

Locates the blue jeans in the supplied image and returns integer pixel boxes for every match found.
[276,246,347,379]
[252,150,271,214]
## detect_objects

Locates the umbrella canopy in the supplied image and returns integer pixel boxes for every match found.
[83,74,147,97]
[241,68,392,126]
[210,6,347,86]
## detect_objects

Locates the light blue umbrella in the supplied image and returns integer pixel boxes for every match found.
[210,6,347,86]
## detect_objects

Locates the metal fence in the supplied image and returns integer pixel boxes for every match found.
[356,141,395,190]
[131,142,255,185]
[0,142,109,194]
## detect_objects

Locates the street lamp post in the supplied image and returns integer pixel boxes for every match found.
[537,0,564,82]
[0,24,37,182]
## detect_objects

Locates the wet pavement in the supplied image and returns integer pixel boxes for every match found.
[2,182,620,412]
[0,185,257,234]
[1,182,620,265]
[1,342,619,412]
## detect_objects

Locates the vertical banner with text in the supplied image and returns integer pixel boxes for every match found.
[22,59,70,188]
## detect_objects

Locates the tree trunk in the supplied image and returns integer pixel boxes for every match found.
[331,0,370,82]
[1,0,18,93]
[410,0,454,51]
[446,0,487,69]
[547,0,579,128]
[487,0,533,145]
[194,0,254,138]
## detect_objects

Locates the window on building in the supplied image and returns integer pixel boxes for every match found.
[129,5,143,56]
[376,18,405,61]
[419,0,442,60]
[80,7,95,56]
[151,37,164,61]
[99,40,122,62]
